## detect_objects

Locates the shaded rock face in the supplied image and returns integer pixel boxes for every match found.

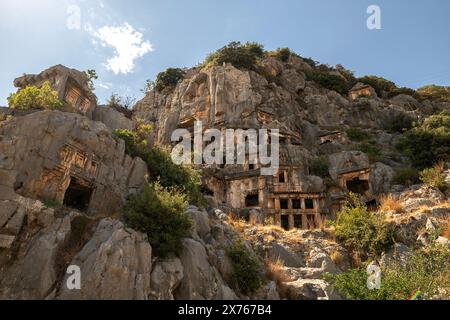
[0,110,146,216]
[57,219,152,300]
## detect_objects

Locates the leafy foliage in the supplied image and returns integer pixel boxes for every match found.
[155,68,186,92]
[310,156,330,178]
[145,147,204,205]
[387,87,417,98]
[107,94,136,118]
[382,114,414,133]
[358,75,397,97]
[204,41,265,71]
[345,128,371,142]
[115,126,203,205]
[420,167,447,191]
[84,69,98,91]
[125,183,192,258]
[114,122,152,158]
[326,244,450,300]
[391,167,420,186]
[334,194,394,257]
[305,70,350,95]
[357,141,383,163]
[397,111,450,169]
[227,241,263,295]
[8,81,64,110]
[416,85,450,103]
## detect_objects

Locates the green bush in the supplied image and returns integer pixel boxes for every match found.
[391,167,420,186]
[358,75,397,97]
[345,128,371,142]
[357,141,383,163]
[310,156,329,177]
[125,183,192,258]
[416,85,450,103]
[114,122,152,158]
[227,241,263,295]
[397,111,450,169]
[305,70,350,95]
[383,114,414,133]
[387,87,416,98]
[269,47,300,62]
[8,81,64,110]
[145,147,204,205]
[420,167,447,191]
[154,68,186,92]
[326,244,450,300]
[204,41,265,71]
[335,194,394,257]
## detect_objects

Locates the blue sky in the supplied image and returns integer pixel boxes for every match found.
[1,0,449,105]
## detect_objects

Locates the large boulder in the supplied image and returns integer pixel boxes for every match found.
[57,219,152,300]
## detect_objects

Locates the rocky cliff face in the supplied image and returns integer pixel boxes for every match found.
[0,54,449,300]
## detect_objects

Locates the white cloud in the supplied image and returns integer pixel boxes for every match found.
[91,23,153,74]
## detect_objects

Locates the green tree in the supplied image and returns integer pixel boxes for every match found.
[8,81,64,110]
[125,183,192,258]
[227,241,263,295]
[358,75,397,97]
[334,194,394,257]
[204,41,265,71]
[154,68,186,92]
[85,69,98,91]
[417,85,450,103]
[397,111,450,169]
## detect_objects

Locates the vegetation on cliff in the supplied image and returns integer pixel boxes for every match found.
[8,81,64,110]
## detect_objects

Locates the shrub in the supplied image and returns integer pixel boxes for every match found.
[154,68,186,92]
[145,147,204,205]
[269,47,300,62]
[310,156,329,177]
[227,241,263,295]
[391,167,420,186]
[416,85,450,103]
[358,75,397,97]
[326,244,450,300]
[420,167,447,191]
[387,87,416,98]
[42,199,62,209]
[357,141,383,163]
[397,111,450,169]
[107,94,135,117]
[345,128,371,142]
[84,69,98,91]
[125,183,192,258]
[305,70,350,95]
[8,81,64,110]
[114,122,152,158]
[383,114,414,133]
[335,194,394,257]
[204,41,265,71]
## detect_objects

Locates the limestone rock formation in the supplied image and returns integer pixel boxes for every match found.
[0,110,146,217]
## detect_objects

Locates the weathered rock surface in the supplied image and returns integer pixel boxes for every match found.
[0,110,146,216]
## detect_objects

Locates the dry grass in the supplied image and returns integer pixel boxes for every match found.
[443,218,450,239]
[380,194,404,214]
[330,250,344,265]
[265,257,291,284]
[434,160,446,172]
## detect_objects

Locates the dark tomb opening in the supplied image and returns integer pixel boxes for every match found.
[292,199,301,209]
[245,193,259,207]
[63,178,93,211]
[346,178,370,195]
[280,199,289,210]
[281,215,289,231]
[294,215,302,229]
[305,198,314,209]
